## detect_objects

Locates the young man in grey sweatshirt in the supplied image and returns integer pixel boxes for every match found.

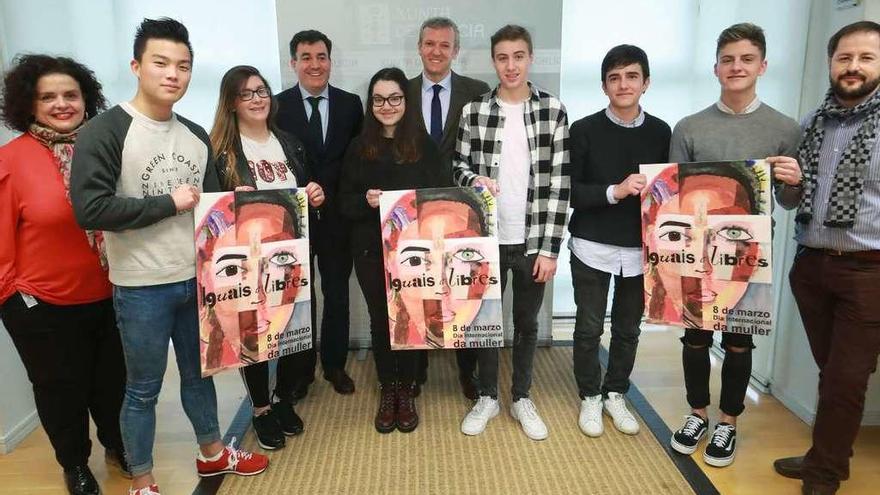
[69,17,268,495]
[666,23,803,468]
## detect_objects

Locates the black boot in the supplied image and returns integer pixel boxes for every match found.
[63,465,100,495]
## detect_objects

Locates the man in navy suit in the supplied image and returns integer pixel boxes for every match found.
[276,30,363,398]
[407,17,491,400]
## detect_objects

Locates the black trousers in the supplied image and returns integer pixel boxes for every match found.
[416,346,478,383]
[571,257,643,398]
[290,224,353,384]
[475,244,546,400]
[0,293,126,469]
[353,250,417,385]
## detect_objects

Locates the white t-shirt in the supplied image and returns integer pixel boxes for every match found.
[496,99,530,244]
[240,132,298,190]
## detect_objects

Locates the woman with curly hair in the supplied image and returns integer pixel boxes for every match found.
[0,54,128,495]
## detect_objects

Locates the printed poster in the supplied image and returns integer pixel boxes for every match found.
[640,160,774,336]
[195,189,312,376]
[379,187,503,350]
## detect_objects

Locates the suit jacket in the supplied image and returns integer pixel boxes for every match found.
[275,84,363,229]
[407,71,491,164]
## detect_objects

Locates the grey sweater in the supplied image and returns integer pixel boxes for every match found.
[70,102,219,287]
[669,102,802,209]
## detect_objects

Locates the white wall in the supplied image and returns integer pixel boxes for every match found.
[0,0,281,130]
[771,0,880,426]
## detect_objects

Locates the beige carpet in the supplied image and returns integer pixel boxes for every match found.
[218,347,695,495]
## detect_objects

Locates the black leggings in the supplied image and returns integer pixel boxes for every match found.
[681,328,754,417]
[240,354,299,408]
[353,251,418,385]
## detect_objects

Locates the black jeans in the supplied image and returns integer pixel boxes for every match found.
[0,294,126,469]
[290,224,353,383]
[353,250,418,385]
[681,327,754,417]
[571,257,643,398]
[475,244,546,400]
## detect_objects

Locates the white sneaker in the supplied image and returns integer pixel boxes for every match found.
[510,398,549,440]
[603,392,640,435]
[578,395,604,437]
[461,396,500,436]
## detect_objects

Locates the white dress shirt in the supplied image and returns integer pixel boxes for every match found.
[300,84,330,141]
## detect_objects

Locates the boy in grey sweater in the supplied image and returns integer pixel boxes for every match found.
[70,18,268,495]
[667,23,803,468]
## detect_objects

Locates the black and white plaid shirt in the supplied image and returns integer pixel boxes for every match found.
[453,83,570,258]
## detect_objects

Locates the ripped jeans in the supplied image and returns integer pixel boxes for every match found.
[113,279,221,476]
[681,328,754,417]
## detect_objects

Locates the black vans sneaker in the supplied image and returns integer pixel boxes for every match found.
[704,422,737,467]
[670,414,708,455]
[253,409,285,450]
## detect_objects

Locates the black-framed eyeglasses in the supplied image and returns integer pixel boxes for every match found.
[371,94,404,107]
[239,87,270,101]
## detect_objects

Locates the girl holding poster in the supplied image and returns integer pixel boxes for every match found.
[209,65,324,451]
[339,67,449,434]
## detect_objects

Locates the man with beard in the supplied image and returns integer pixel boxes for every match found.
[774,21,880,495]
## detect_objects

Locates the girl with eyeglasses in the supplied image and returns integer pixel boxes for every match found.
[209,65,325,451]
[339,67,450,434]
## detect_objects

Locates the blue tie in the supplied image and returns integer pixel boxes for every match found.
[430,84,443,143]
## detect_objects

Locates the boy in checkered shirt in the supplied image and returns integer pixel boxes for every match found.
[453,24,570,441]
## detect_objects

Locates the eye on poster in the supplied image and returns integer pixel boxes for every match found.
[379,187,503,350]
[194,189,312,376]
[640,160,774,336]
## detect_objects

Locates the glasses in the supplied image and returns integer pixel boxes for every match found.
[371,94,404,107]
[238,87,270,101]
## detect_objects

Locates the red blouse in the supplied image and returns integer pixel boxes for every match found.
[0,133,111,305]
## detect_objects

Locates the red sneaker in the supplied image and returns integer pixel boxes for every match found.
[196,438,269,477]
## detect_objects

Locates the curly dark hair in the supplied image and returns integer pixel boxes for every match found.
[1,54,106,132]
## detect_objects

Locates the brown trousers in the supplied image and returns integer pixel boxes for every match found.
[789,247,880,489]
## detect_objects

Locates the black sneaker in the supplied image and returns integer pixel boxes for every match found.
[271,399,304,436]
[252,410,285,450]
[104,447,133,478]
[670,414,708,455]
[63,465,100,495]
[704,422,737,467]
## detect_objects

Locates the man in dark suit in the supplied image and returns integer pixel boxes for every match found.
[276,29,363,397]
[407,17,491,400]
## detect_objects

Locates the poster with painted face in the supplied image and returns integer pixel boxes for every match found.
[380,187,503,350]
[195,189,312,376]
[641,160,774,336]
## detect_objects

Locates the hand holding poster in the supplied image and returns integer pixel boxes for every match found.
[379,187,503,350]
[640,160,774,335]
[195,189,312,376]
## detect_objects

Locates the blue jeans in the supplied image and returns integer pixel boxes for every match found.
[113,278,221,476]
